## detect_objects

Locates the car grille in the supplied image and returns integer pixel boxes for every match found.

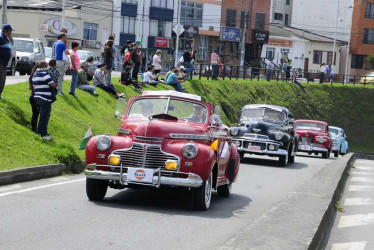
[243,141,267,150]
[113,143,179,171]
[244,133,269,140]
[301,137,313,143]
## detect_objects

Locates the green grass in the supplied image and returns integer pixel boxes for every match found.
[1,77,373,171]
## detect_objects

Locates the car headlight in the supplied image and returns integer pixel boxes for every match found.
[316,137,328,143]
[21,56,29,62]
[96,136,111,151]
[182,143,198,159]
[230,127,239,136]
[275,132,283,141]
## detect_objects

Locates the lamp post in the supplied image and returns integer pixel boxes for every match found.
[332,0,341,74]
[174,0,182,66]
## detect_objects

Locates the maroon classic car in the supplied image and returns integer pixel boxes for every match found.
[84,91,240,210]
[294,120,333,158]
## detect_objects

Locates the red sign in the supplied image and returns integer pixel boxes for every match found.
[155,38,169,48]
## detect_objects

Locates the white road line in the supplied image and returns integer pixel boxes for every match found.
[348,185,374,192]
[355,160,374,164]
[0,178,85,198]
[344,198,374,206]
[50,176,71,182]
[331,241,367,250]
[338,213,374,228]
[354,166,374,171]
[350,177,374,183]
[352,172,374,176]
[0,184,23,193]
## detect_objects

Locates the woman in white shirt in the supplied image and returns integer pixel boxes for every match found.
[320,63,326,84]
[152,50,162,79]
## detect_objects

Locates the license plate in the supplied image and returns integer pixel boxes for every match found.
[248,146,261,152]
[301,143,311,151]
[127,168,154,183]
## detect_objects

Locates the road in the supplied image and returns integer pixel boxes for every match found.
[0,154,341,250]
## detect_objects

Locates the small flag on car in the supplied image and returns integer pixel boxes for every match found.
[79,125,93,150]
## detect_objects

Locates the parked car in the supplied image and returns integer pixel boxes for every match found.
[328,126,349,157]
[0,30,17,76]
[45,47,52,64]
[84,91,240,211]
[294,120,332,158]
[14,38,45,75]
[65,49,99,75]
[360,72,374,84]
[230,104,298,167]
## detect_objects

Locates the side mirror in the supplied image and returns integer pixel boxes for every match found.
[209,114,222,127]
[115,98,127,119]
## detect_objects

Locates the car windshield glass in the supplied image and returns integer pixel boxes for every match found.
[77,51,87,60]
[45,47,52,58]
[329,128,339,135]
[295,122,326,131]
[14,40,33,53]
[241,108,286,123]
[128,98,208,123]
[367,73,374,77]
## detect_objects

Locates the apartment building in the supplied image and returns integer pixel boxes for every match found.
[270,0,293,26]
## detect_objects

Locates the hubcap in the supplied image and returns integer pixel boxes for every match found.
[205,175,212,207]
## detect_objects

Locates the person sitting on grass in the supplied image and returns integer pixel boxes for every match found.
[143,66,159,86]
[94,63,122,98]
[178,66,187,81]
[120,66,142,93]
[164,67,176,83]
[78,62,99,96]
[86,56,95,81]
[166,68,183,92]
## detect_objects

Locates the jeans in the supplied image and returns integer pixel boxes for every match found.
[56,61,67,95]
[266,69,273,81]
[0,64,7,97]
[183,62,195,80]
[107,69,112,83]
[212,64,219,80]
[328,73,333,82]
[132,62,140,80]
[97,84,117,96]
[167,81,182,92]
[35,98,52,137]
[29,96,39,132]
[70,70,78,94]
[144,81,158,86]
[78,84,96,94]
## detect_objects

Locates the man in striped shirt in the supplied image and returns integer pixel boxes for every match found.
[32,62,57,140]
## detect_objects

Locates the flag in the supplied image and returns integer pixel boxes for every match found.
[79,125,93,150]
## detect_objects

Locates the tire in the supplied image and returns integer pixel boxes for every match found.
[288,144,295,164]
[193,173,213,211]
[7,60,16,76]
[19,71,26,76]
[239,152,245,159]
[322,151,329,159]
[217,183,232,198]
[86,178,108,201]
[334,151,339,158]
[279,154,288,167]
[314,153,319,156]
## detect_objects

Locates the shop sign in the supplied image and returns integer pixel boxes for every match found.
[155,37,169,48]
[221,27,241,42]
[252,30,269,43]
[45,18,78,36]
[268,38,293,48]
[183,26,199,38]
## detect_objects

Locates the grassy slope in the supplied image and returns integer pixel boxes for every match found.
[0,78,373,171]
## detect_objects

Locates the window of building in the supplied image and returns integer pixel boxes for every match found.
[327,51,336,65]
[255,13,266,31]
[226,9,237,27]
[274,13,283,21]
[198,35,208,60]
[240,11,247,28]
[151,0,173,8]
[313,50,322,64]
[351,54,364,69]
[181,1,203,27]
[281,48,290,54]
[149,20,172,38]
[286,0,290,5]
[366,3,374,18]
[83,22,98,40]
[122,0,137,4]
[266,47,275,60]
[363,28,374,44]
[179,37,193,51]
[230,42,239,57]
[285,14,289,26]
[120,16,136,34]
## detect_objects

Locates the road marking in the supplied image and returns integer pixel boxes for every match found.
[355,160,374,165]
[354,166,374,171]
[350,177,374,183]
[331,241,366,250]
[338,213,374,228]
[0,184,23,193]
[0,178,85,198]
[50,176,71,182]
[344,198,374,206]
[352,172,374,176]
[348,185,374,192]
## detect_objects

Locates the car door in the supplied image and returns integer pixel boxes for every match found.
[39,42,45,61]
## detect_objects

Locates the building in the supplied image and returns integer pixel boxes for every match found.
[0,0,113,56]
[270,0,293,26]
[261,25,346,73]
[221,0,271,65]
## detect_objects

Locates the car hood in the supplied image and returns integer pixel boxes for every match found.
[16,51,33,57]
[295,129,328,137]
[239,121,285,135]
[121,119,208,139]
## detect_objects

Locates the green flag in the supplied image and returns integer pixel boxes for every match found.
[79,125,93,150]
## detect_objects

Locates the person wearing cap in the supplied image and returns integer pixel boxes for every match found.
[152,50,162,77]
[0,24,14,99]
[182,47,194,80]
[77,62,99,96]
[188,104,207,123]
[167,68,183,92]
[211,49,220,80]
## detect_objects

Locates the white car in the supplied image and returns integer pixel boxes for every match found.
[45,47,52,64]
[14,38,45,75]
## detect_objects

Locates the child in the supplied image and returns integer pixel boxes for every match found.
[46,59,60,102]
[121,66,142,93]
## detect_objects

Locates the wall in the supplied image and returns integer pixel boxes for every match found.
[270,0,293,25]
[305,41,342,72]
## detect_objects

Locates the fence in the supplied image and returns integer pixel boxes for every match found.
[193,64,374,86]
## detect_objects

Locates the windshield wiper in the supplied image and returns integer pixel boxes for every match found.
[150,113,178,121]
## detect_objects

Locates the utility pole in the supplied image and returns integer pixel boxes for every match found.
[174,0,182,66]
[331,0,340,74]
[2,0,7,25]
[240,0,250,67]
[61,0,66,29]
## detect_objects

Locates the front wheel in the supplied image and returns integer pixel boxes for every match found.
[334,151,339,158]
[279,154,288,167]
[322,151,330,159]
[193,173,213,211]
[86,178,108,201]
[217,183,232,198]
[288,144,295,163]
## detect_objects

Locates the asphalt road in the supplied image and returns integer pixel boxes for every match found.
[0,154,341,250]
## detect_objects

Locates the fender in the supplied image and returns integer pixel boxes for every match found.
[228,143,240,183]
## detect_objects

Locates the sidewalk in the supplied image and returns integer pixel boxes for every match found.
[326,159,374,250]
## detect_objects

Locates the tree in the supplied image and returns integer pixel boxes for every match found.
[367,55,374,69]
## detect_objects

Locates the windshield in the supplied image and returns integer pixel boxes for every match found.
[128,98,208,123]
[77,51,87,61]
[45,47,52,58]
[295,122,326,132]
[241,108,286,123]
[329,128,339,136]
[14,40,33,53]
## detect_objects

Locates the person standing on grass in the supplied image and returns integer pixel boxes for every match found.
[32,62,57,141]
[167,68,183,92]
[211,49,220,80]
[152,50,162,78]
[182,47,194,80]
[0,24,14,100]
[132,41,142,80]
[78,62,99,96]
[123,47,133,69]
[51,27,68,59]
[320,63,326,84]
[29,63,39,132]
[103,40,114,83]
[69,41,80,98]
[266,59,274,81]
[55,33,70,96]
[326,64,333,83]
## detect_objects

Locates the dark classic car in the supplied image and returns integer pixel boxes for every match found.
[84,91,240,211]
[230,104,298,166]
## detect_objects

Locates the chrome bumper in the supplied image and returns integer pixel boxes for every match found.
[332,143,340,151]
[298,145,328,152]
[233,138,287,156]
[84,165,203,188]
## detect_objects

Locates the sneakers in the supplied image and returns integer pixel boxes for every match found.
[69,92,78,98]
[58,92,64,97]
[135,88,142,94]
[42,135,53,141]
[93,92,99,97]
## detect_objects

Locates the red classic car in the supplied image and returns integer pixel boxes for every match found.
[84,91,240,210]
[294,120,333,158]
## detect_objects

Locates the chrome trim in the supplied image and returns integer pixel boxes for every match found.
[118,128,131,135]
[240,148,288,156]
[243,133,269,140]
[134,136,164,142]
[233,138,282,145]
[298,144,328,152]
[169,133,212,140]
[96,136,112,152]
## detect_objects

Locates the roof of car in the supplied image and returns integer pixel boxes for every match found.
[142,91,202,101]
[242,104,290,114]
[13,38,40,42]
[329,126,343,131]
[294,119,328,125]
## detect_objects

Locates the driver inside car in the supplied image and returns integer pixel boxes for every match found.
[188,104,207,123]
[140,100,153,118]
